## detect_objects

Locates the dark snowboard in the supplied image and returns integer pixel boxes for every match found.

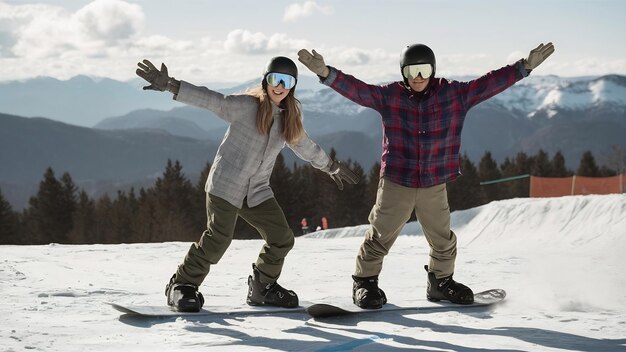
[306,288,506,318]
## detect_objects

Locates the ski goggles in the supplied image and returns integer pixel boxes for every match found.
[402,64,433,80]
[265,72,297,89]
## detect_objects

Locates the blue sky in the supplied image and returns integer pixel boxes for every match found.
[1,0,624,84]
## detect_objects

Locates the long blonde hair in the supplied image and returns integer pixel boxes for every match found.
[247,85,304,144]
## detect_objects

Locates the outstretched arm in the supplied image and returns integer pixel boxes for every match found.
[136,59,248,123]
[298,49,385,111]
[288,131,359,190]
[463,42,555,109]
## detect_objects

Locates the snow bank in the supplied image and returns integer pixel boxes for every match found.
[305,194,626,252]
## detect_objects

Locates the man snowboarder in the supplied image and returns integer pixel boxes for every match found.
[298,42,555,308]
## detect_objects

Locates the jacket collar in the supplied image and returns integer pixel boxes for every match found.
[403,78,436,100]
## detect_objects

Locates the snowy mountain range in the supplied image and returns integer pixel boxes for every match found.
[92,73,626,168]
[0,74,624,209]
[1,74,624,128]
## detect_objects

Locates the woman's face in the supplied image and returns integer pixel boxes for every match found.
[267,83,290,105]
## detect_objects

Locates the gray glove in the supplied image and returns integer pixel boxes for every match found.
[297,49,330,78]
[136,59,174,92]
[326,160,359,190]
[523,42,555,71]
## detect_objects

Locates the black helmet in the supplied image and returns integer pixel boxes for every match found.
[264,56,298,80]
[400,44,436,79]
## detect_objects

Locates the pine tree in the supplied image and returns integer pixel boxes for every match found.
[532,149,553,177]
[447,153,484,210]
[151,160,197,242]
[59,172,78,237]
[501,152,532,198]
[68,190,96,244]
[334,160,369,227]
[0,188,21,244]
[478,151,504,202]
[551,151,571,177]
[109,190,139,243]
[94,194,114,243]
[22,168,76,244]
[577,151,600,177]
[604,145,626,175]
[132,188,156,243]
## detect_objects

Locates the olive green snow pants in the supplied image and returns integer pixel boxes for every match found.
[175,193,295,286]
[355,178,457,279]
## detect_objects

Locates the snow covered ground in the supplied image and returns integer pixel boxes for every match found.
[2,194,625,351]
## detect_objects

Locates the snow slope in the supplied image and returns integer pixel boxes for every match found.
[2,194,625,351]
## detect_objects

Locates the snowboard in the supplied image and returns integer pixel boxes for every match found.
[108,301,311,317]
[306,288,506,318]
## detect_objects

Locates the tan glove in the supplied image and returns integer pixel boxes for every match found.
[326,160,359,190]
[136,59,179,93]
[297,49,330,78]
[523,42,555,71]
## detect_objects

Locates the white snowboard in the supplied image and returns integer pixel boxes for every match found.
[108,301,310,317]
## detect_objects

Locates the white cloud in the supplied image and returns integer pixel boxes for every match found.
[73,0,144,44]
[4,0,144,59]
[283,1,333,22]
[337,48,371,65]
[223,29,268,54]
[224,29,308,55]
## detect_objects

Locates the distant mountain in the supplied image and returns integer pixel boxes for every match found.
[93,74,626,168]
[94,107,227,139]
[0,76,184,127]
[0,113,220,209]
[1,74,625,209]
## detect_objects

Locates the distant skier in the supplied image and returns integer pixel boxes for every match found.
[301,217,310,235]
[136,56,359,312]
[298,42,554,308]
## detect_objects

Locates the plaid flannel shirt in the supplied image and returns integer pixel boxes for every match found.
[322,60,528,188]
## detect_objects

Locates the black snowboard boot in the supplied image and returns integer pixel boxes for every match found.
[165,274,205,312]
[352,275,387,309]
[246,264,299,308]
[424,265,474,305]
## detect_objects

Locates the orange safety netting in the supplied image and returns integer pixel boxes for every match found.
[530,174,626,197]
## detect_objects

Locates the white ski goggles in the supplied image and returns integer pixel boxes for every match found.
[266,72,296,89]
[402,64,433,80]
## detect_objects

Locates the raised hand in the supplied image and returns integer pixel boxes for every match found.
[297,49,330,78]
[136,59,170,91]
[524,42,555,71]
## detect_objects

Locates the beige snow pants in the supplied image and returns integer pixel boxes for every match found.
[355,178,457,279]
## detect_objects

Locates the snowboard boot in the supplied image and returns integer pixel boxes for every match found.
[246,264,299,308]
[352,275,387,309]
[424,265,474,305]
[165,274,205,312]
